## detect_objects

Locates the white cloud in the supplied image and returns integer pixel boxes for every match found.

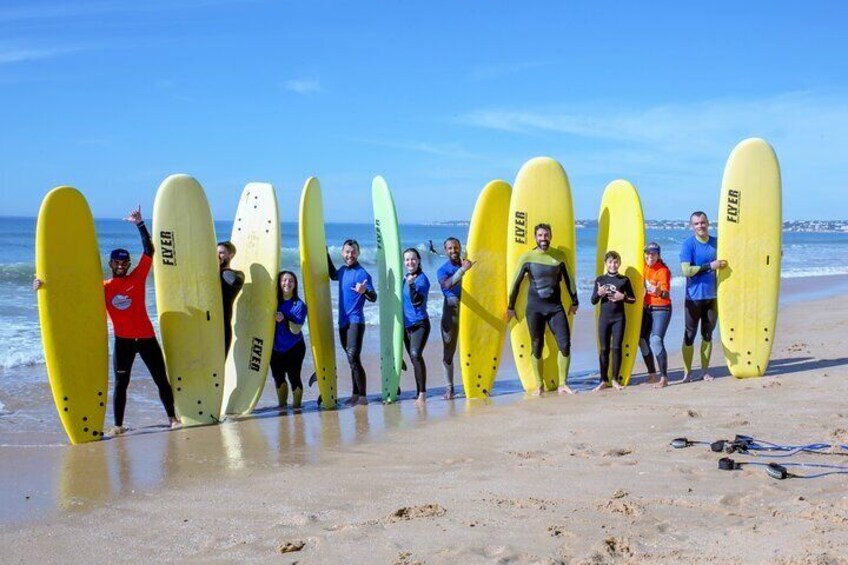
[282,78,322,94]
[0,47,75,64]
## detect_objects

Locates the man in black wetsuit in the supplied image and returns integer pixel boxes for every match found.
[217,241,244,354]
[506,224,579,396]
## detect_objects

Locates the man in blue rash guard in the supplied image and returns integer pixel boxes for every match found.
[327,239,377,406]
[436,237,474,399]
[678,211,726,383]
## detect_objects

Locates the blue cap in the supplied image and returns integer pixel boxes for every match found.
[110,249,130,261]
[644,242,661,254]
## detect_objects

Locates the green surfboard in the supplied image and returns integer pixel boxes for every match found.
[372,176,404,403]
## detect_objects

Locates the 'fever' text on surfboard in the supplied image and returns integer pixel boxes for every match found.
[159,231,176,265]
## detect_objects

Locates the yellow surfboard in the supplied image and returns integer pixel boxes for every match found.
[507,157,577,392]
[222,182,280,415]
[36,187,108,444]
[460,180,511,399]
[718,138,782,377]
[595,180,645,386]
[153,174,225,426]
[298,177,338,409]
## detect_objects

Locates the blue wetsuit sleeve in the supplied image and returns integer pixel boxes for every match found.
[407,274,428,307]
[289,300,307,325]
[137,222,154,257]
[507,262,530,310]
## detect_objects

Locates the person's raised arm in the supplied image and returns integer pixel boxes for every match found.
[124,205,154,256]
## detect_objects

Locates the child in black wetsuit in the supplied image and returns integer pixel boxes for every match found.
[591,250,636,391]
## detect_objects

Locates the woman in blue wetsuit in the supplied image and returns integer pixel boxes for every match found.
[270,271,308,410]
[402,248,431,405]
[327,240,377,406]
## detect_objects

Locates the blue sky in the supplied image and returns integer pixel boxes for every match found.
[1,1,846,222]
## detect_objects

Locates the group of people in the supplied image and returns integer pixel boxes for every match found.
[34,205,727,436]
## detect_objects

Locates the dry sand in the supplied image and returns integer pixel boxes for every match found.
[2,289,848,563]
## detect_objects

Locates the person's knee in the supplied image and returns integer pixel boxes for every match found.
[530,339,544,359]
[683,331,696,346]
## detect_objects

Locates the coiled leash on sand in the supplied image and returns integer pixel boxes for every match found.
[671,434,848,457]
[671,435,848,480]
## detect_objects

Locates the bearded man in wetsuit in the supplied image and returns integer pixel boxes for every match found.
[34,206,179,436]
[506,223,579,396]
[217,241,245,355]
[436,237,474,399]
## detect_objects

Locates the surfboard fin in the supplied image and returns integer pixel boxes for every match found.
[308,372,317,387]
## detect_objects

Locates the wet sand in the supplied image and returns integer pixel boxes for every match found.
[1,276,848,562]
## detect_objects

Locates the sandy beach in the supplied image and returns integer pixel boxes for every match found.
[2,276,848,564]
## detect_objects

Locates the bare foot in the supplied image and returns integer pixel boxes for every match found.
[612,380,624,391]
[346,395,360,406]
[702,372,715,382]
[677,373,692,384]
[531,385,544,397]
[442,387,455,400]
[416,393,426,406]
[558,385,575,395]
[169,418,181,429]
[653,376,668,389]
[646,373,658,384]
[356,396,369,406]
[104,425,127,437]
[592,381,611,392]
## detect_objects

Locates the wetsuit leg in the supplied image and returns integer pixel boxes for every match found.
[269,350,286,389]
[639,308,656,374]
[440,297,459,387]
[224,323,233,356]
[597,315,613,383]
[283,340,306,392]
[404,320,431,395]
[650,307,671,377]
[547,309,571,357]
[341,323,367,396]
[526,307,547,360]
[112,337,138,427]
[137,337,176,419]
[682,299,699,374]
[610,317,625,383]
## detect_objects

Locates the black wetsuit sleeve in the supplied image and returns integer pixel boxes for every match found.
[559,262,578,306]
[621,277,636,304]
[507,262,530,310]
[364,288,377,302]
[222,270,245,291]
[137,222,154,257]
[327,253,338,281]
[590,277,602,305]
[407,278,425,307]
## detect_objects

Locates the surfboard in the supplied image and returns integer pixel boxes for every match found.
[372,176,404,403]
[507,157,577,392]
[153,174,225,426]
[298,177,338,409]
[460,180,511,399]
[35,187,108,444]
[222,183,280,415]
[595,180,645,386]
[717,138,782,377]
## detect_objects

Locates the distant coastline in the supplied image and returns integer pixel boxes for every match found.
[426,219,848,233]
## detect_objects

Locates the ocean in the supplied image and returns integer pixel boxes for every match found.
[1,217,847,438]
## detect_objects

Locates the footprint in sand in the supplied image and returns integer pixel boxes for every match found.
[385,504,447,523]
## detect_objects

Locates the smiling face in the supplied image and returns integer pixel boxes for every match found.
[605,256,621,274]
[404,250,420,273]
[109,258,131,277]
[444,239,461,263]
[342,243,359,266]
[690,213,710,238]
[280,273,297,298]
[645,251,659,267]
[535,227,551,251]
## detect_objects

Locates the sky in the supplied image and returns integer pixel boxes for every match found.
[0,0,846,223]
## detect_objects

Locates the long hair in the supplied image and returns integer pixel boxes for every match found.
[276,270,300,304]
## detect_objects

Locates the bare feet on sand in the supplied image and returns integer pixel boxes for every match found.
[653,376,668,389]
[416,393,426,406]
[558,385,575,395]
[646,373,658,384]
[702,372,715,381]
[531,386,544,397]
[611,379,624,391]
[592,381,610,392]
[169,418,181,429]
[442,387,455,400]
[104,425,127,437]
[346,395,360,406]
[356,396,369,406]
[677,373,692,384]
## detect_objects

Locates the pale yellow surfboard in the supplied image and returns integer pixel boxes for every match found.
[36,187,108,444]
[299,177,338,409]
[507,157,577,392]
[153,174,225,426]
[718,138,782,377]
[595,180,645,386]
[460,179,511,399]
[222,182,280,415]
